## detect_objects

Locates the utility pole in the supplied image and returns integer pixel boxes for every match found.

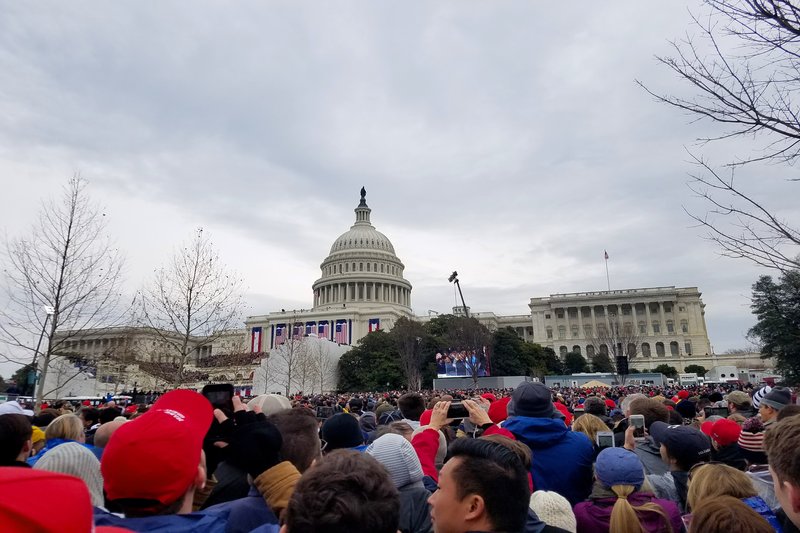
[448,271,469,318]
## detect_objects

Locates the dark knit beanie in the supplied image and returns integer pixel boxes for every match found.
[761,387,791,411]
[510,382,554,418]
[322,413,364,450]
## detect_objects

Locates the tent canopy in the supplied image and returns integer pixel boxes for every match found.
[581,380,610,388]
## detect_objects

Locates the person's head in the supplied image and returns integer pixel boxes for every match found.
[778,404,800,421]
[348,397,363,413]
[688,495,775,533]
[479,434,532,470]
[321,413,364,452]
[582,396,607,417]
[751,385,772,410]
[620,393,647,417]
[629,397,670,430]
[594,448,672,533]
[79,407,100,429]
[387,420,414,441]
[428,437,530,533]
[700,418,741,450]
[571,413,609,444]
[101,389,213,517]
[509,382,555,419]
[366,433,423,490]
[528,491,576,533]
[738,416,768,465]
[247,394,292,416]
[281,450,399,533]
[764,415,800,529]
[725,391,752,414]
[397,393,425,421]
[759,387,791,422]
[93,420,127,449]
[0,414,33,464]
[268,408,322,473]
[45,414,85,443]
[687,463,757,511]
[98,407,122,425]
[34,441,104,507]
[650,422,711,471]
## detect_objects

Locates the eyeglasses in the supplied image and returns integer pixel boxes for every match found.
[320,439,328,453]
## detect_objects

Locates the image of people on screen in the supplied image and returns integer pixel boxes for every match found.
[435,348,490,378]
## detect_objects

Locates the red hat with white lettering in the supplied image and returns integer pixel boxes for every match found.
[101,390,213,506]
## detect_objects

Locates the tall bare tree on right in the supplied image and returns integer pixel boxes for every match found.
[639,0,800,272]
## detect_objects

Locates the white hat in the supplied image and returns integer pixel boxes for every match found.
[751,386,772,409]
[530,490,576,533]
[246,394,291,415]
[0,401,34,417]
[34,442,104,507]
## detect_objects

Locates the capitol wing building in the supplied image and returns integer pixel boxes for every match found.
[43,190,770,398]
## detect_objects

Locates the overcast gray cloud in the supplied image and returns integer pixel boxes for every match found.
[1,1,798,377]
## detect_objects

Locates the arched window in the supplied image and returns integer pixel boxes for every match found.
[599,344,609,356]
[572,345,582,355]
[559,346,568,356]
[655,342,665,357]
[546,328,553,339]
[587,345,596,358]
[670,341,679,356]
[366,263,370,271]
[641,343,651,357]
[627,343,637,357]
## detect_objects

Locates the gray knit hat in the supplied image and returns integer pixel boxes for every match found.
[34,442,104,506]
[366,433,423,489]
[761,387,791,411]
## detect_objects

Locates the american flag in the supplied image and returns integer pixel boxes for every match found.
[335,320,348,344]
[292,324,303,339]
[368,318,380,332]
[275,324,286,346]
[318,321,328,339]
[250,327,262,353]
[306,322,316,335]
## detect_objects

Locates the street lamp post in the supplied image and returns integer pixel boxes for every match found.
[30,305,55,407]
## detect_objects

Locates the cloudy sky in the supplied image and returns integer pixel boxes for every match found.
[1,1,797,375]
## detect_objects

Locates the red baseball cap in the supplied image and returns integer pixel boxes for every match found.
[678,390,689,400]
[701,418,742,447]
[101,389,213,506]
[0,468,131,533]
[481,393,497,403]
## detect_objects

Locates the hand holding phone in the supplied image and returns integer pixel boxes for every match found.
[596,431,615,450]
[447,401,470,419]
[630,414,645,439]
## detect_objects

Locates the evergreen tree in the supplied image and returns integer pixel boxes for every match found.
[749,270,800,384]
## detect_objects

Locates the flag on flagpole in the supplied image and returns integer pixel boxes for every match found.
[250,327,262,353]
[604,250,609,260]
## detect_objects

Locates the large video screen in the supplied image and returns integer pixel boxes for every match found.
[435,348,490,378]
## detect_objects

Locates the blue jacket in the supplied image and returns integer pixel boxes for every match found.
[94,507,230,533]
[504,415,595,505]
[203,486,278,533]
[27,438,101,466]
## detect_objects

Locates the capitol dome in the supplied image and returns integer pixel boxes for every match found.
[312,189,412,311]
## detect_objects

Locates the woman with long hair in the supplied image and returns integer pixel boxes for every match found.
[572,413,610,453]
[688,495,775,533]
[574,448,681,533]
[686,463,781,530]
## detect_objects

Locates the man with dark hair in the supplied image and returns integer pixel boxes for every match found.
[582,396,612,428]
[79,407,101,445]
[429,437,531,533]
[98,406,122,425]
[628,397,671,475]
[765,415,800,532]
[281,449,400,533]
[398,392,426,429]
[268,407,322,473]
[0,414,33,466]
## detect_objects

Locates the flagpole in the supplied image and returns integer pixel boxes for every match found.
[604,251,611,291]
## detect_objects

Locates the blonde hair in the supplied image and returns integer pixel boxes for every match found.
[44,414,84,442]
[572,413,609,443]
[686,463,757,511]
[609,485,673,533]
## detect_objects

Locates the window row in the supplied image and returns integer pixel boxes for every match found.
[325,262,402,276]
[557,340,693,358]
[546,320,689,339]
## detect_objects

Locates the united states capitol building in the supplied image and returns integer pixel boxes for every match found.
[46,189,768,397]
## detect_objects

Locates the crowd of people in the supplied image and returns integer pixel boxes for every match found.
[1,380,799,533]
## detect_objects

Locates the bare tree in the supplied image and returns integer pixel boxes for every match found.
[136,228,244,386]
[639,0,800,272]
[393,316,427,390]
[588,315,642,384]
[0,176,124,407]
[308,339,337,393]
[268,334,308,396]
